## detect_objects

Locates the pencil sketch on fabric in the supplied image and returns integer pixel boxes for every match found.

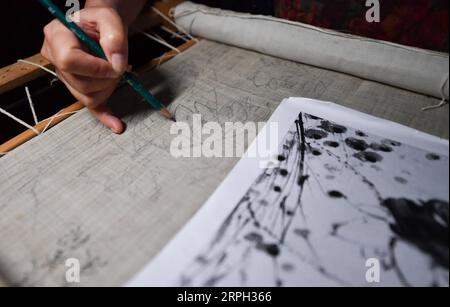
[0,40,448,286]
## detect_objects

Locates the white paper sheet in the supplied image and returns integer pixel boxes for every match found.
[128,97,449,287]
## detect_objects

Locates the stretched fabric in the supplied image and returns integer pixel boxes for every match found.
[174,2,449,100]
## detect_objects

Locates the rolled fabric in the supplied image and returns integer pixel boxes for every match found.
[174,1,449,100]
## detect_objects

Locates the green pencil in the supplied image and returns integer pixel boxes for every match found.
[38,0,175,122]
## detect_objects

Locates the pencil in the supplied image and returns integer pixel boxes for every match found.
[37,0,176,122]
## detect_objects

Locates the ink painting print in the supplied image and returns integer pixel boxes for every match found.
[129,98,449,287]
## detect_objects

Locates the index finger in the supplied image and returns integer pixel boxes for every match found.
[46,21,119,79]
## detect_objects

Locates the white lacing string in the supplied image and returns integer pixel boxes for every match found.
[0,59,78,156]
[140,31,181,53]
[18,59,60,87]
[0,107,40,135]
[17,59,58,78]
[0,104,80,155]
[25,86,39,125]
[41,110,79,134]
[0,59,57,137]
[152,32,168,43]
[161,25,189,42]
[422,75,449,111]
[422,99,448,111]
[152,6,199,43]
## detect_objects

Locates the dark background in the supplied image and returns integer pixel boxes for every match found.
[0,1,54,68]
[0,0,274,68]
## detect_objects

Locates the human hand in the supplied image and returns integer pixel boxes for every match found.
[41,7,128,134]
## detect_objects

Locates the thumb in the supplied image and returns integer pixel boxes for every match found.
[82,8,129,74]
[89,104,125,134]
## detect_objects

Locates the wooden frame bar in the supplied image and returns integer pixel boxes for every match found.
[0,39,197,154]
[0,54,52,95]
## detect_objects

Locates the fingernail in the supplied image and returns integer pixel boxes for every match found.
[111,127,121,134]
[110,123,121,134]
[110,118,124,134]
[111,53,127,74]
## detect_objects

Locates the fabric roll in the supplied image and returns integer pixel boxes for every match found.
[174,1,449,100]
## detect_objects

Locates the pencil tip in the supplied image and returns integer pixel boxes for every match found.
[160,108,176,122]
